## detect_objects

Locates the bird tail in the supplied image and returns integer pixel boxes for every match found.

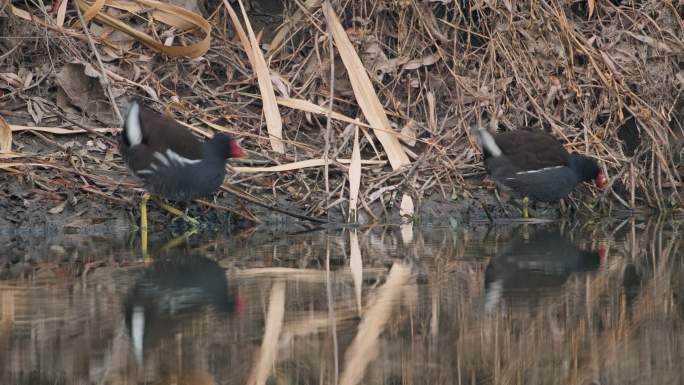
[124,100,142,146]
[473,126,502,157]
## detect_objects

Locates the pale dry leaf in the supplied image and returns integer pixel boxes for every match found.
[400,194,414,220]
[402,54,439,70]
[10,125,117,135]
[277,97,369,128]
[232,158,385,173]
[56,0,68,27]
[0,116,12,153]
[323,2,414,216]
[348,126,361,222]
[588,0,595,18]
[0,152,31,159]
[349,230,363,315]
[322,2,410,171]
[49,201,67,214]
[399,120,417,147]
[270,73,291,97]
[234,0,284,153]
[0,73,23,88]
[427,91,436,131]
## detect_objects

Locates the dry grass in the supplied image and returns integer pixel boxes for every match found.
[0,1,683,223]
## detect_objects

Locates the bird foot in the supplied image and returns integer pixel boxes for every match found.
[150,196,200,227]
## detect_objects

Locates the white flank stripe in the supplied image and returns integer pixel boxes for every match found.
[165,149,201,166]
[476,127,502,157]
[515,165,565,175]
[153,152,170,167]
[125,102,142,146]
[150,164,158,171]
[484,279,503,313]
[131,306,145,364]
[136,169,154,176]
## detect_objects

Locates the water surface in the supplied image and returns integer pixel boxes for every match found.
[0,218,682,385]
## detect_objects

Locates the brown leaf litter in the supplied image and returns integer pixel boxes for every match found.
[0,0,682,229]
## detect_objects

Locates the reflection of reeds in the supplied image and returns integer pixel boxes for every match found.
[1,219,682,384]
[339,263,410,385]
[247,282,285,385]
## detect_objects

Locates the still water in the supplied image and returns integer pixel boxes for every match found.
[0,218,682,385]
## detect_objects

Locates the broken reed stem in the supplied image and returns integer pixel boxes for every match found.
[325,238,340,385]
[74,3,122,124]
[324,24,336,222]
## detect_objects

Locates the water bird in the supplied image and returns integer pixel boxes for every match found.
[123,254,244,365]
[484,227,603,311]
[120,100,246,252]
[473,127,606,218]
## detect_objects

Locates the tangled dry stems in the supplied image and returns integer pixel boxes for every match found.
[0,0,682,222]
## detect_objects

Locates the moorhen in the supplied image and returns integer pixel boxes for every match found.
[121,100,246,245]
[483,227,602,312]
[123,254,244,364]
[474,127,606,217]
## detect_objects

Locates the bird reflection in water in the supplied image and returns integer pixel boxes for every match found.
[484,226,604,312]
[123,254,244,382]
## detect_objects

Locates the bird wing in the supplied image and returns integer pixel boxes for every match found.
[138,104,204,160]
[493,129,569,170]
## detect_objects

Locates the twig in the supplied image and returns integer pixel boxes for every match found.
[74,3,123,124]
[221,184,329,224]
[45,105,119,146]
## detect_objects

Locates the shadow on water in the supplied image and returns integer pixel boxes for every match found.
[0,217,682,384]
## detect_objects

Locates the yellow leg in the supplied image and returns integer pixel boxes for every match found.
[149,196,199,227]
[522,196,530,219]
[159,228,198,254]
[522,223,530,240]
[140,192,150,262]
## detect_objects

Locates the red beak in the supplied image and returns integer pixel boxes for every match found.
[229,139,247,159]
[595,172,607,188]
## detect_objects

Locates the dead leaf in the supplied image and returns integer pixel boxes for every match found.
[360,35,392,81]
[78,0,211,58]
[10,125,117,135]
[402,54,439,70]
[270,73,291,97]
[400,194,414,220]
[56,0,68,27]
[0,73,23,88]
[55,62,120,125]
[348,126,361,222]
[0,116,11,153]
[400,120,417,147]
[588,0,595,18]
[232,157,385,173]
[49,201,67,214]
[322,2,410,171]
[224,0,284,153]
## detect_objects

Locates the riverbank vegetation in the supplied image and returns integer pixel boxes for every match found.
[1,1,682,227]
